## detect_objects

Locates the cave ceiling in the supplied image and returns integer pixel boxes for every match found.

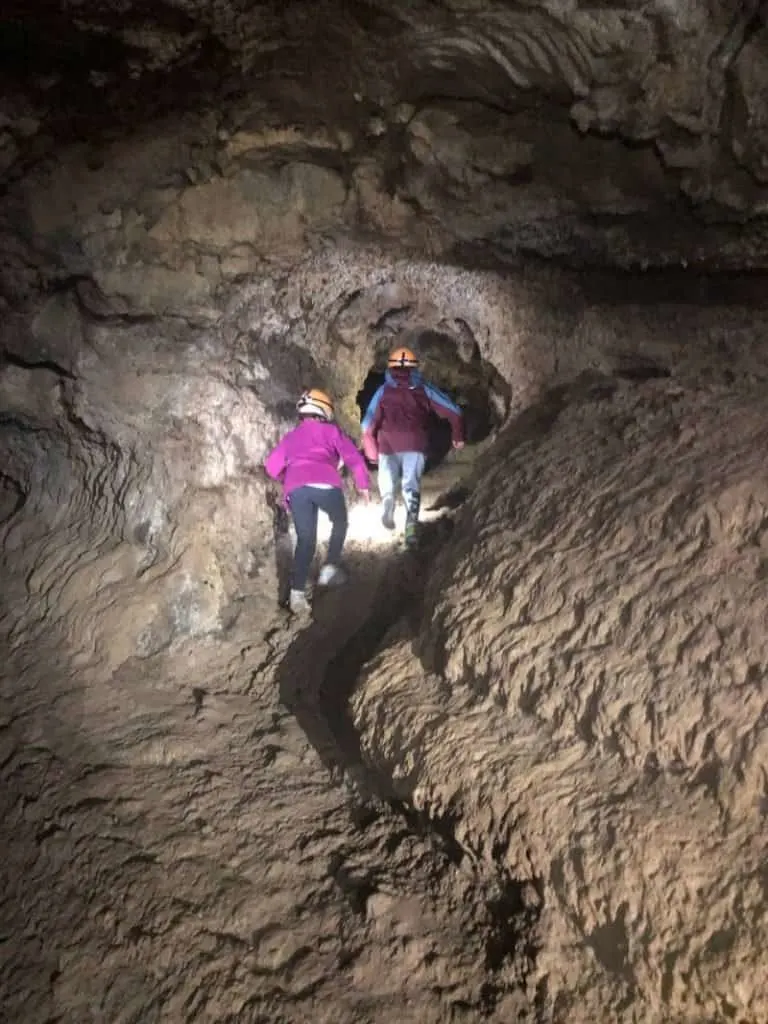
[2,1,768,269]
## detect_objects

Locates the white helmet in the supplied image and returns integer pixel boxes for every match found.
[296,388,334,421]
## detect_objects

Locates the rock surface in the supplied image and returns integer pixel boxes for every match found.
[352,376,768,1023]
[2,0,768,1021]
[3,0,768,267]
[0,471,543,1024]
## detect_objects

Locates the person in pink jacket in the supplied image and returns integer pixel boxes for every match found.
[264,388,370,616]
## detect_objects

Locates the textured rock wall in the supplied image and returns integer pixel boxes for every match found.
[5,0,768,261]
[6,111,768,674]
[3,3,768,1020]
[0,296,280,671]
[6,0,768,272]
[351,376,768,1023]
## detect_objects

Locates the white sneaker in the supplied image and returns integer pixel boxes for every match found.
[317,564,348,587]
[289,589,312,616]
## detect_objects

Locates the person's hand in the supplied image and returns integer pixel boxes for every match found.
[360,490,371,505]
[452,440,465,450]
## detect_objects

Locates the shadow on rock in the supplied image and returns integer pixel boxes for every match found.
[0,628,162,1022]
[275,517,454,793]
[267,490,294,608]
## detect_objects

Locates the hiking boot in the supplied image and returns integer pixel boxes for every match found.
[404,520,419,548]
[317,564,348,587]
[289,588,312,616]
[381,499,396,531]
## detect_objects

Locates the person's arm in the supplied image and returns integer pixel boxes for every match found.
[335,429,371,497]
[263,437,288,481]
[424,382,465,446]
[361,386,385,461]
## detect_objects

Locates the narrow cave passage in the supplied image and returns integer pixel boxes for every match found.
[5,0,768,1015]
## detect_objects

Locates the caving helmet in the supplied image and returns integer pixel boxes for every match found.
[296,388,335,421]
[388,346,419,369]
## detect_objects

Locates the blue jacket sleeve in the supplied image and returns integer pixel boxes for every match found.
[423,383,462,416]
[361,385,385,433]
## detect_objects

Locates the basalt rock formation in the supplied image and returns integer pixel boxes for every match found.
[353,375,768,1023]
[1,2,768,1022]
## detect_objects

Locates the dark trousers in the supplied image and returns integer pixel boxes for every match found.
[289,486,348,590]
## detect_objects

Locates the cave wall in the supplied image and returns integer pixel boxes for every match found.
[5,107,768,674]
[351,376,768,1024]
[5,0,768,256]
[0,314,277,671]
[5,0,768,675]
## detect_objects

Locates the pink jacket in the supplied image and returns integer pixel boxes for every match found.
[264,419,370,500]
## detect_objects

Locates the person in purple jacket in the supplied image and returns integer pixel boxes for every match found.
[264,388,370,616]
[361,346,464,547]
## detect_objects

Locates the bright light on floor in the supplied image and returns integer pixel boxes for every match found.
[306,499,407,547]
[284,497,447,551]
[349,500,408,545]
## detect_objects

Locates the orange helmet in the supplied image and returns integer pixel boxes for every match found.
[296,388,334,420]
[388,346,419,369]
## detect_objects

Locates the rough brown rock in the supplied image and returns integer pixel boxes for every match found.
[0,484,545,1024]
[352,377,768,1023]
[2,1,768,1021]
[4,0,768,267]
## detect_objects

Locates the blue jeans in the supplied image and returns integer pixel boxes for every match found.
[288,486,347,590]
[377,452,426,521]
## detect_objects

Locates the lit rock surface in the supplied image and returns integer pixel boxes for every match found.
[2,1,768,1020]
[352,377,768,1023]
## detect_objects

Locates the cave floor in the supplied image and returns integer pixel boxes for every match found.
[1,447,525,1024]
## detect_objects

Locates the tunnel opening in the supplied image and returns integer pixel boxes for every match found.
[355,327,507,471]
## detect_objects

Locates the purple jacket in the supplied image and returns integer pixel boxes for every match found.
[264,419,370,500]
[361,368,464,460]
